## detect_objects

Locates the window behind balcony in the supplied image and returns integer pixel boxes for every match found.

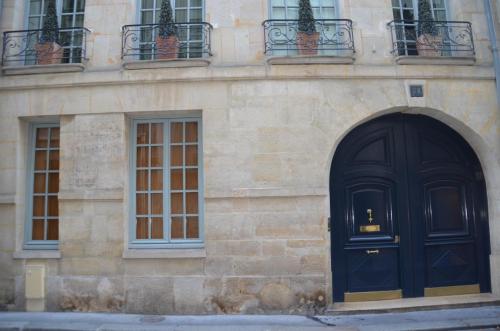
[139,0,203,59]
[270,0,337,56]
[26,0,85,64]
[391,0,447,55]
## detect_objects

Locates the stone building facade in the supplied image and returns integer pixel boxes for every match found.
[0,0,499,314]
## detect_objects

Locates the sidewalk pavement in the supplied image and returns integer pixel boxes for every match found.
[0,306,499,331]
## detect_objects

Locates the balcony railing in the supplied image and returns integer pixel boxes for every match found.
[2,27,90,67]
[121,22,213,61]
[262,19,355,56]
[388,20,475,57]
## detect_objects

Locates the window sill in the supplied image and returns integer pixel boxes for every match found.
[266,55,355,65]
[123,58,211,70]
[2,63,85,75]
[122,248,206,259]
[395,56,476,66]
[13,250,61,260]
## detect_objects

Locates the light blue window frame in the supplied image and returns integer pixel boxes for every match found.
[129,117,204,249]
[24,0,86,64]
[136,0,205,59]
[24,122,60,250]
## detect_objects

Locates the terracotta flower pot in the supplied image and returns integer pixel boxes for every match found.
[296,31,320,56]
[416,34,443,57]
[35,42,63,65]
[156,35,179,60]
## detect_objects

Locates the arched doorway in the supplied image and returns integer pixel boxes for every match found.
[330,113,491,302]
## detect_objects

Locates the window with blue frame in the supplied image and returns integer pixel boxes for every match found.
[26,124,60,249]
[26,0,86,63]
[130,118,203,248]
[139,0,204,59]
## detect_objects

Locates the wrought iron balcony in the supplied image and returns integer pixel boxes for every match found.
[2,27,90,67]
[121,22,213,61]
[262,19,355,57]
[388,20,475,58]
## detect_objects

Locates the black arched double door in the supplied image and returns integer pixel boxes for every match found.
[330,114,490,302]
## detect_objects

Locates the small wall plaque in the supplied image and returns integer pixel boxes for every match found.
[410,85,424,97]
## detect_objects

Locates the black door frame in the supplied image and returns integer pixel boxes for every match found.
[329,113,491,302]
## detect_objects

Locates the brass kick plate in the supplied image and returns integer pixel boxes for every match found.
[424,284,480,297]
[344,289,402,302]
[360,225,381,233]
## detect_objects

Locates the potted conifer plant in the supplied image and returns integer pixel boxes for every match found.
[416,0,442,56]
[296,0,319,55]
[35,0,63,64]
[156,0,179,59]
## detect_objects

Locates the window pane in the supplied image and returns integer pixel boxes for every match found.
[186,192,198,214]
[272,0,285,6]
[61,15,73,28]
[48,173,59,193]
[190,0,202,7]
[170,146,183,166]
[151,146,163,167]
[29,17,41,30]
[141,10,154,24]
[136,193,148,215]
[171,193,183,214]
[142,0,154,9]
[47,219,59,240]
[30,0,42,15]
[190,8,202,22]
[49,150,59,170]
[75,14,84,27]
[185,145,198,166]
[186,216,199,239]
[151,169,163,191]
[393,9,402,20]
[151,123,163,144]
[47,196,58,217]
[34,173,46,193]
[171,123,183,143]
[177,0,188,7]
[35,151,47,170]
[151,217,164,239]
[76,0,85,12]
[32,220,45,240]
[136,217,149,239]
[186,168,198,189]
[50,128,60,148]
[136,170,148,191]
[392,0,400,7]
[137,123,149,144]
[62,0,75,13]
[33,196,45,217]
[36,128,49,148]
[151,193,163,214]
[136,147,149,167]
[171,217,184,239]
[185,122,198,142]
[171,169,183,190]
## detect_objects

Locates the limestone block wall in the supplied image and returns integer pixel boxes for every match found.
[0,0,498,315]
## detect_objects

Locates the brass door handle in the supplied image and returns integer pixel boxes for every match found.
[366,249,380,254]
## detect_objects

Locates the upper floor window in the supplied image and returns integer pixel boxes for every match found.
[24,0,87,64]
[26,124,60,249]
[130,118,203,248]
[270,0,336,20]
[137,0,204,59]
[391,0,447,22]
[264,0,354,57]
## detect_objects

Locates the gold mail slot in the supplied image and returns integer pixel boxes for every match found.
[360,225,381,233]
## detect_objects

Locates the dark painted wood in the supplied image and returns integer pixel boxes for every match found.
[330,114,491,302]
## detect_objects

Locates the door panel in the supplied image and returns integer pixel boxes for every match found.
[331,114,490,302]
[347,248,400,292]
[346,180,396,242]
[425,243,478,287]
